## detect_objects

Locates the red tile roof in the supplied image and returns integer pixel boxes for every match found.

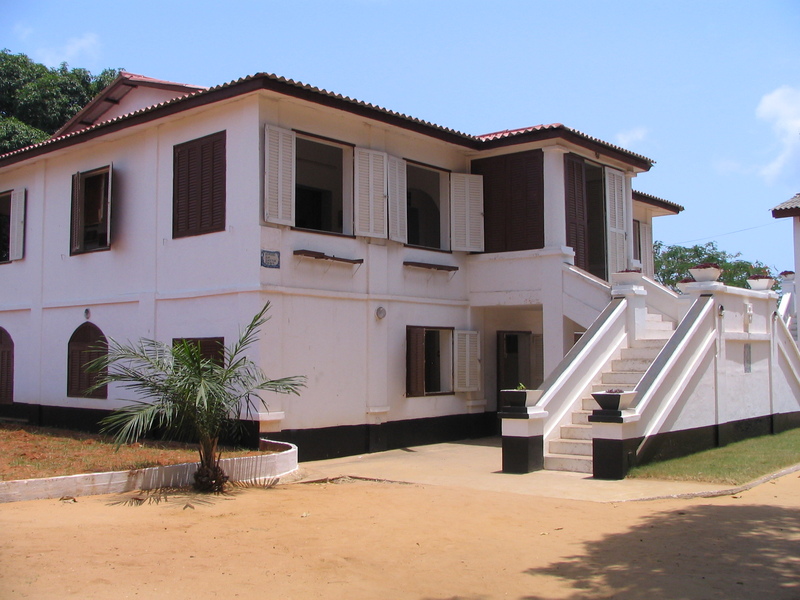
[632,190,683,214]
[772,193,800,218]
[0,72,654,171]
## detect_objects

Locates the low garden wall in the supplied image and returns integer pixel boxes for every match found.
[0,439,298,503]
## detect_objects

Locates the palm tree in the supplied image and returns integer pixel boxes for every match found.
[87,303,305,492]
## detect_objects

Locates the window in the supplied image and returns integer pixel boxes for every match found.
[265,126,355,235]
[406,327,479,397]
[173,131,226,238]
[71,167,112,255]
[264,124,483,250]
[632,219,642,261]
[296,137,346,233]
[406,164,444,249]
[564,154,627,280]
[389,160,479,251]
[0,328,13,405]
[67,323,107,399]
[172,337,224,365]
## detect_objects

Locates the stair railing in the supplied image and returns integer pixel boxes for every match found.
[637,275,690,323]
[531,297,629,442]
[772,311,800,395]
[631,295,717,458]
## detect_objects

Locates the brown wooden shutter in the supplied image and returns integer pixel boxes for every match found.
[173,131,226,238]
[508,150,544,252]
[406,326,425,397]
[70,172,83,254]
[0,328,13,404]
[472,150,544,253]
[174,337,225,365]
[564,154,589,271]
[472,155,506,253]
[67,324,107,399]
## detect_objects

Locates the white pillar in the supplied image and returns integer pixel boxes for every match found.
[624,172,636,270]
[542,146,569,250]
[794,217,800,276]
[542,259,566,378]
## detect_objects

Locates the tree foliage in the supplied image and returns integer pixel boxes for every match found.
[0,49,120,153]
[88,303,305,492]
[654,241,778,291]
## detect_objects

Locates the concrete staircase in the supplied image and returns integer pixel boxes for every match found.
[544,311,674,473]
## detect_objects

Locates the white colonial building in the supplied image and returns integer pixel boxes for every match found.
[0,72,796,475]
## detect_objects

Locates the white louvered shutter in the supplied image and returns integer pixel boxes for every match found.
[264,125,295,225]
[640,221,654,277]
[9,188,25,261]
[450,173,484,252]
[354,148,388,238]
[387,156,407,244]
[454,330,480,392]
[605,167,626,275]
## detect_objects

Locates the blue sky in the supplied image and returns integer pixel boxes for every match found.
[3,0,799,271]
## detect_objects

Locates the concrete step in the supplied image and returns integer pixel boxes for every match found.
[602,371,643,385]
[631,338,669,349]
[582,396,602,410]
[549,438,592,456]
[645,320,676,331]
[560,424,592,440]
[545,453,593,474]
[611,357,653,372]
[572,410,591,425]
[638,329,674,340]
[620,345,662,360]
[646,312,666,322]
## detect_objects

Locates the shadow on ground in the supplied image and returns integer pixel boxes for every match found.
[520,502,800,600]
[105,478,279,508]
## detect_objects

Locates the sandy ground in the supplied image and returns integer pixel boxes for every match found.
[1,472,799,600]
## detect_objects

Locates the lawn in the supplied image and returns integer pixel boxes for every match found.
[628,428,800,485]
[0,423,259,482]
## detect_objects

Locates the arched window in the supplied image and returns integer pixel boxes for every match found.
[67,323,107,399]
[0,328,13,404]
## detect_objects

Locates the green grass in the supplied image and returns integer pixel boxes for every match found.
[628,428,800,486]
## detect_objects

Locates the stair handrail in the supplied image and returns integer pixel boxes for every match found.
[637,275,689,323]
[777,290,794,323]
[632,295,717,457]
[772,310,800,385]
[532,297,629,441]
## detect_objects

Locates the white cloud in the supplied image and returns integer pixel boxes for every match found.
[36,33,102,68]
[13,23,34,41]
[757,85,800,182]
[615,127,648,149]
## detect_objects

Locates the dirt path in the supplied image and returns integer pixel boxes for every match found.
[1,472,799,599]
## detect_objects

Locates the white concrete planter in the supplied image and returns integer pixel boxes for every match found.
[746,278,775,291]
[689,267,721,282]
[591,390,637,411]
[0,439,298,503]
[610,271,644,286]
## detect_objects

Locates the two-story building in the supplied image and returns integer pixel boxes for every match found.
[2,71,727,465]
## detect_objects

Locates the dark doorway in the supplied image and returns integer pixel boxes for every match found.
[497,331,544,409]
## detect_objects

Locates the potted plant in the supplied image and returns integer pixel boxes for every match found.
[591,388,637,411]
[611,268,643,286]
[747,268,775,291]
[780,270,795,281]
[499,383,529,410]
[688,263,722,282]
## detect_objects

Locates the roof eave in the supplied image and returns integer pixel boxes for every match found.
[477,126,653,172]
[772,207,800,219]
